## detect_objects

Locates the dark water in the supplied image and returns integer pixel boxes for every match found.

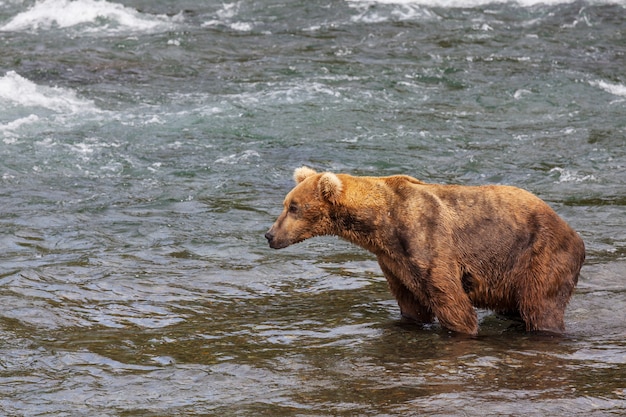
[0,0,625,415]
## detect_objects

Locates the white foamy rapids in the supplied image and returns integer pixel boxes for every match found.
[591,80,626,98]
[347,0,626,7]
[550,167,596,183]
[214,150,261,165]
[0,71,100,139]
[0,0,180,33]
[0,71,97,113]
[201,2,255,32]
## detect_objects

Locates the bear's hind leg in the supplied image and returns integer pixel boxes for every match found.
[518,226,584,333]
[519,287,570,333]
[525,307,565,333]
[518,271,577,333]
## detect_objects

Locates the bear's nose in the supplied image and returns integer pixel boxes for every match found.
[264,231,274,242]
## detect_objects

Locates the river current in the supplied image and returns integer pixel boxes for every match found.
[1,0,625,415]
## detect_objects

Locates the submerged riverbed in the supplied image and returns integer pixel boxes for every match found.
[1,0,625,415]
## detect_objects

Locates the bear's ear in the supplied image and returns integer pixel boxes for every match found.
[318,172,343,204]
[293,166,317,184]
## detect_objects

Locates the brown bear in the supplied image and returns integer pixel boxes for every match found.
[265,167,585,336]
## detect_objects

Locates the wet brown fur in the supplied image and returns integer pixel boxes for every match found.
[265,167,586,336]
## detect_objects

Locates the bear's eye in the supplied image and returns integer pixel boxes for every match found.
[288,202,298,214]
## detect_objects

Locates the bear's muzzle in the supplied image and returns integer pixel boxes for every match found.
[264,229,279,249]
[265,229,290,249]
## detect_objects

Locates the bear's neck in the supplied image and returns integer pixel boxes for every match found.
[330,205,391,255]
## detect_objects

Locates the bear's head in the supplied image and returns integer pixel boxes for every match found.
[265,166,343,249]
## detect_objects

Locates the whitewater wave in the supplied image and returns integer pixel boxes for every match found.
[347,0,626,6]
[345,0,626,24]
[591,80,626,98]
[0,71,98,113]
[201,2,255,32]
[0,71,101,140]
[0,0,180,33]
[550,167,596,183]
[215,150,261,165]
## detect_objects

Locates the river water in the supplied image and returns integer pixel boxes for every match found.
[0,0,625,415]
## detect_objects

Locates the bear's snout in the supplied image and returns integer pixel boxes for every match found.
[265,228,290,249]
[265,229,280,249]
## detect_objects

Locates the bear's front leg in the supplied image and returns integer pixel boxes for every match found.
[426,266,479,335]
[378,259,434,324]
